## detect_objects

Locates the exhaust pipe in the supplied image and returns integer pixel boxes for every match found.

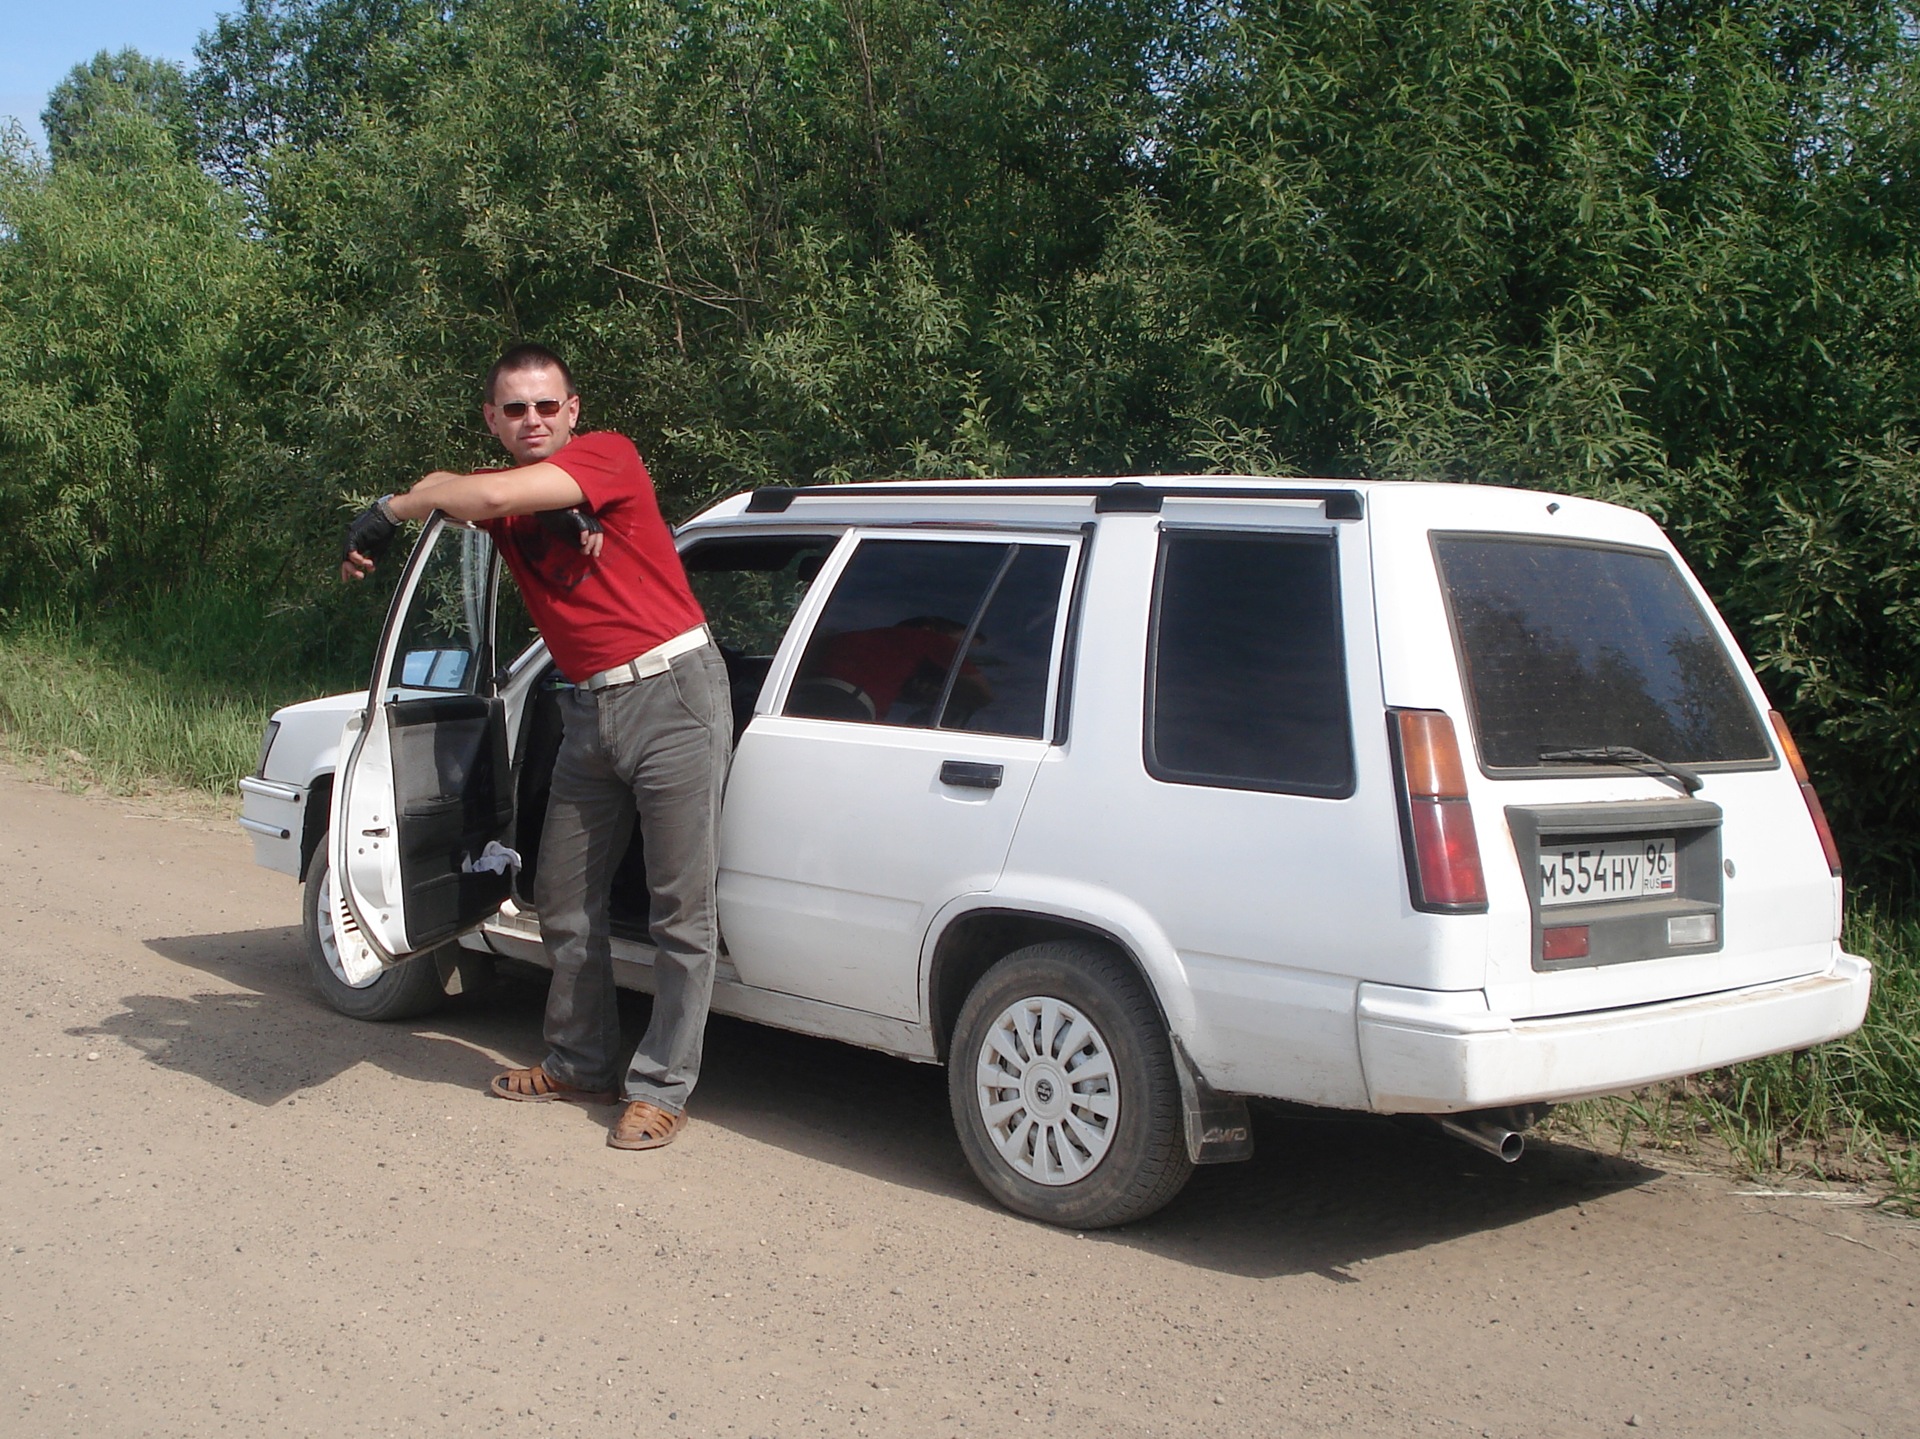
[1429,1104,1551,1163]
[1436,1115,1525,1162]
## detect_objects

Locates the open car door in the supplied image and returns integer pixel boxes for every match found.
[328,517,515,984]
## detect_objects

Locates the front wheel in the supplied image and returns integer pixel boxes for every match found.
[301,830,459,1021]
[948,940,1194,1228]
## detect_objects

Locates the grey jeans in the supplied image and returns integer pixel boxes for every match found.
[534,643,733,1110]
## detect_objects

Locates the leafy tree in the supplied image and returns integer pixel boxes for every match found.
[190,0,439,201]
[0,113,267,607]
[10,0,1920,895]
[42,49,193,164]
[250,0,1193,493]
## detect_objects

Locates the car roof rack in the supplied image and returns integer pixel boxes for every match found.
[742,479,1364,520]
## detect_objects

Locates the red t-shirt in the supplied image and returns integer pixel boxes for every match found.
[481,431,704,684]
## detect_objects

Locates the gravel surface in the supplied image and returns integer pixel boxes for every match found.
[2,767,1915,1438]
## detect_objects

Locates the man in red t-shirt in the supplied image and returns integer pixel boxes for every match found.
[341,343,731,1152]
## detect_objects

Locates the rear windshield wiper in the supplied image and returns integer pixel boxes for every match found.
[1537,745,1704,795]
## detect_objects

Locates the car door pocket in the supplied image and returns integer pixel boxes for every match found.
[386,695,514,949]
[940,760,1004,789]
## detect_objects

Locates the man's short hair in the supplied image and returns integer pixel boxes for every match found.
[485,343,576,403]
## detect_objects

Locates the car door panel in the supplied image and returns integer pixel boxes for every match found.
[720,720,1048,1017]
[332,519,513,977]
[718,531,1078,1020]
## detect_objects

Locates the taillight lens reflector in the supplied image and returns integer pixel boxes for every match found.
[1768,710,1842,876]
[1393,710,1488,911]
[1541,925,1590,961]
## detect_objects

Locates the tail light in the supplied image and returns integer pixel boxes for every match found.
[1390,709,1488,912]
[1768,710,1842,876]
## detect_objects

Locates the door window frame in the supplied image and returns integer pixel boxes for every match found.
[369,517,505,705]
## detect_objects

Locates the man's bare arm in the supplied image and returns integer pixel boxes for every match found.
[340,463,594,581]
[388,463,585,523]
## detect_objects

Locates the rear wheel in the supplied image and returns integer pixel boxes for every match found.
[948,939,1194,1228]
[301,830,456,1021]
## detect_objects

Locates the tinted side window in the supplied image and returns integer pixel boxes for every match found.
[1434,536,1771,768]
[942,544,1070,737]
[1147,532,1354,797]
[682,536,837,655]
[787,537,1068,739]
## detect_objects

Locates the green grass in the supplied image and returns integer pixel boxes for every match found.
[0,588,368,797]
[0,580,368,795]
[0,624,273,794]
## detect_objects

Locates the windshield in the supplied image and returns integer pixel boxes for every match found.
[1433,535,1772,770]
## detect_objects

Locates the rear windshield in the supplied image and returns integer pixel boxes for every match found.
[1433,535,1772,770]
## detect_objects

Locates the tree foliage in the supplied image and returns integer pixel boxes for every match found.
[0,113,265,606]
[190,0,441,202]
[6,0,1920,894]
[41,49,194,164]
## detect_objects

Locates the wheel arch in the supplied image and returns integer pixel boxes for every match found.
[923,897,1196,1064]
[301,773,333,878]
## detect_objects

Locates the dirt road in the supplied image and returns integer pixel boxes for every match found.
[2,767,1915,1438]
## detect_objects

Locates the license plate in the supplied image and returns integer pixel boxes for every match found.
[1539,837,1676,907]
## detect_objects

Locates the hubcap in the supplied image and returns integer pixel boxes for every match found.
[316,863,379,990]
[973,995,1119,1186]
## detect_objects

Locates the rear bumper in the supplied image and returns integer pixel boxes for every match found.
[1356,953,1872,1114]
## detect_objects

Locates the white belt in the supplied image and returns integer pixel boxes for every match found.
[581,625,711,691]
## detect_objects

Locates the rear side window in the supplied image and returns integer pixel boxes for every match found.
[1434,535,1772,769]
[1147,531,1354,797]
[785,537,1071,739]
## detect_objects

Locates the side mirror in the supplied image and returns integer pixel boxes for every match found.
[398,647,473,690]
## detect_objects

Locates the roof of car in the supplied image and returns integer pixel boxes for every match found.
[691,476,1373,523]
[675,475,1663,547]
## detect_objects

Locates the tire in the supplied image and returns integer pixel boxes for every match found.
[301,830,454,1022]
[948,939,1195,1228]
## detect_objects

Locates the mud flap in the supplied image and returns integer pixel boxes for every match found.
[433,946,495,999]
[1172,1037,1255,1165]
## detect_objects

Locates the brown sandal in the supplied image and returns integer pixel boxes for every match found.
[489,1064,616,1105]
[608,1099,688,1150]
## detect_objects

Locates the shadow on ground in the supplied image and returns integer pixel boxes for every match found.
[75,928,533,1105]
[690,995,1660,1280]
[93,927,1659,1279]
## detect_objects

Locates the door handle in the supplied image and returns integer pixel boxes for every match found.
[940,760,1003,789]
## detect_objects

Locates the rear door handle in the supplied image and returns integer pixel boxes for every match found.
[939,760,1003,790]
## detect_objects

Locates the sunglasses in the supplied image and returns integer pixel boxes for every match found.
[496,398,566,419]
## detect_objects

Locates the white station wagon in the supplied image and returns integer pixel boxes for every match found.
[241,476,1871,1226]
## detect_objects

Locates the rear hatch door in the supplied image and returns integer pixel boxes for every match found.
[1372,487,1838,1020]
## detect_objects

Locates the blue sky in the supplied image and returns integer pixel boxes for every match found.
[2,0,231,150]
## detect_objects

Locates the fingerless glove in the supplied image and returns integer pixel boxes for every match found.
[343,495,400,563]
